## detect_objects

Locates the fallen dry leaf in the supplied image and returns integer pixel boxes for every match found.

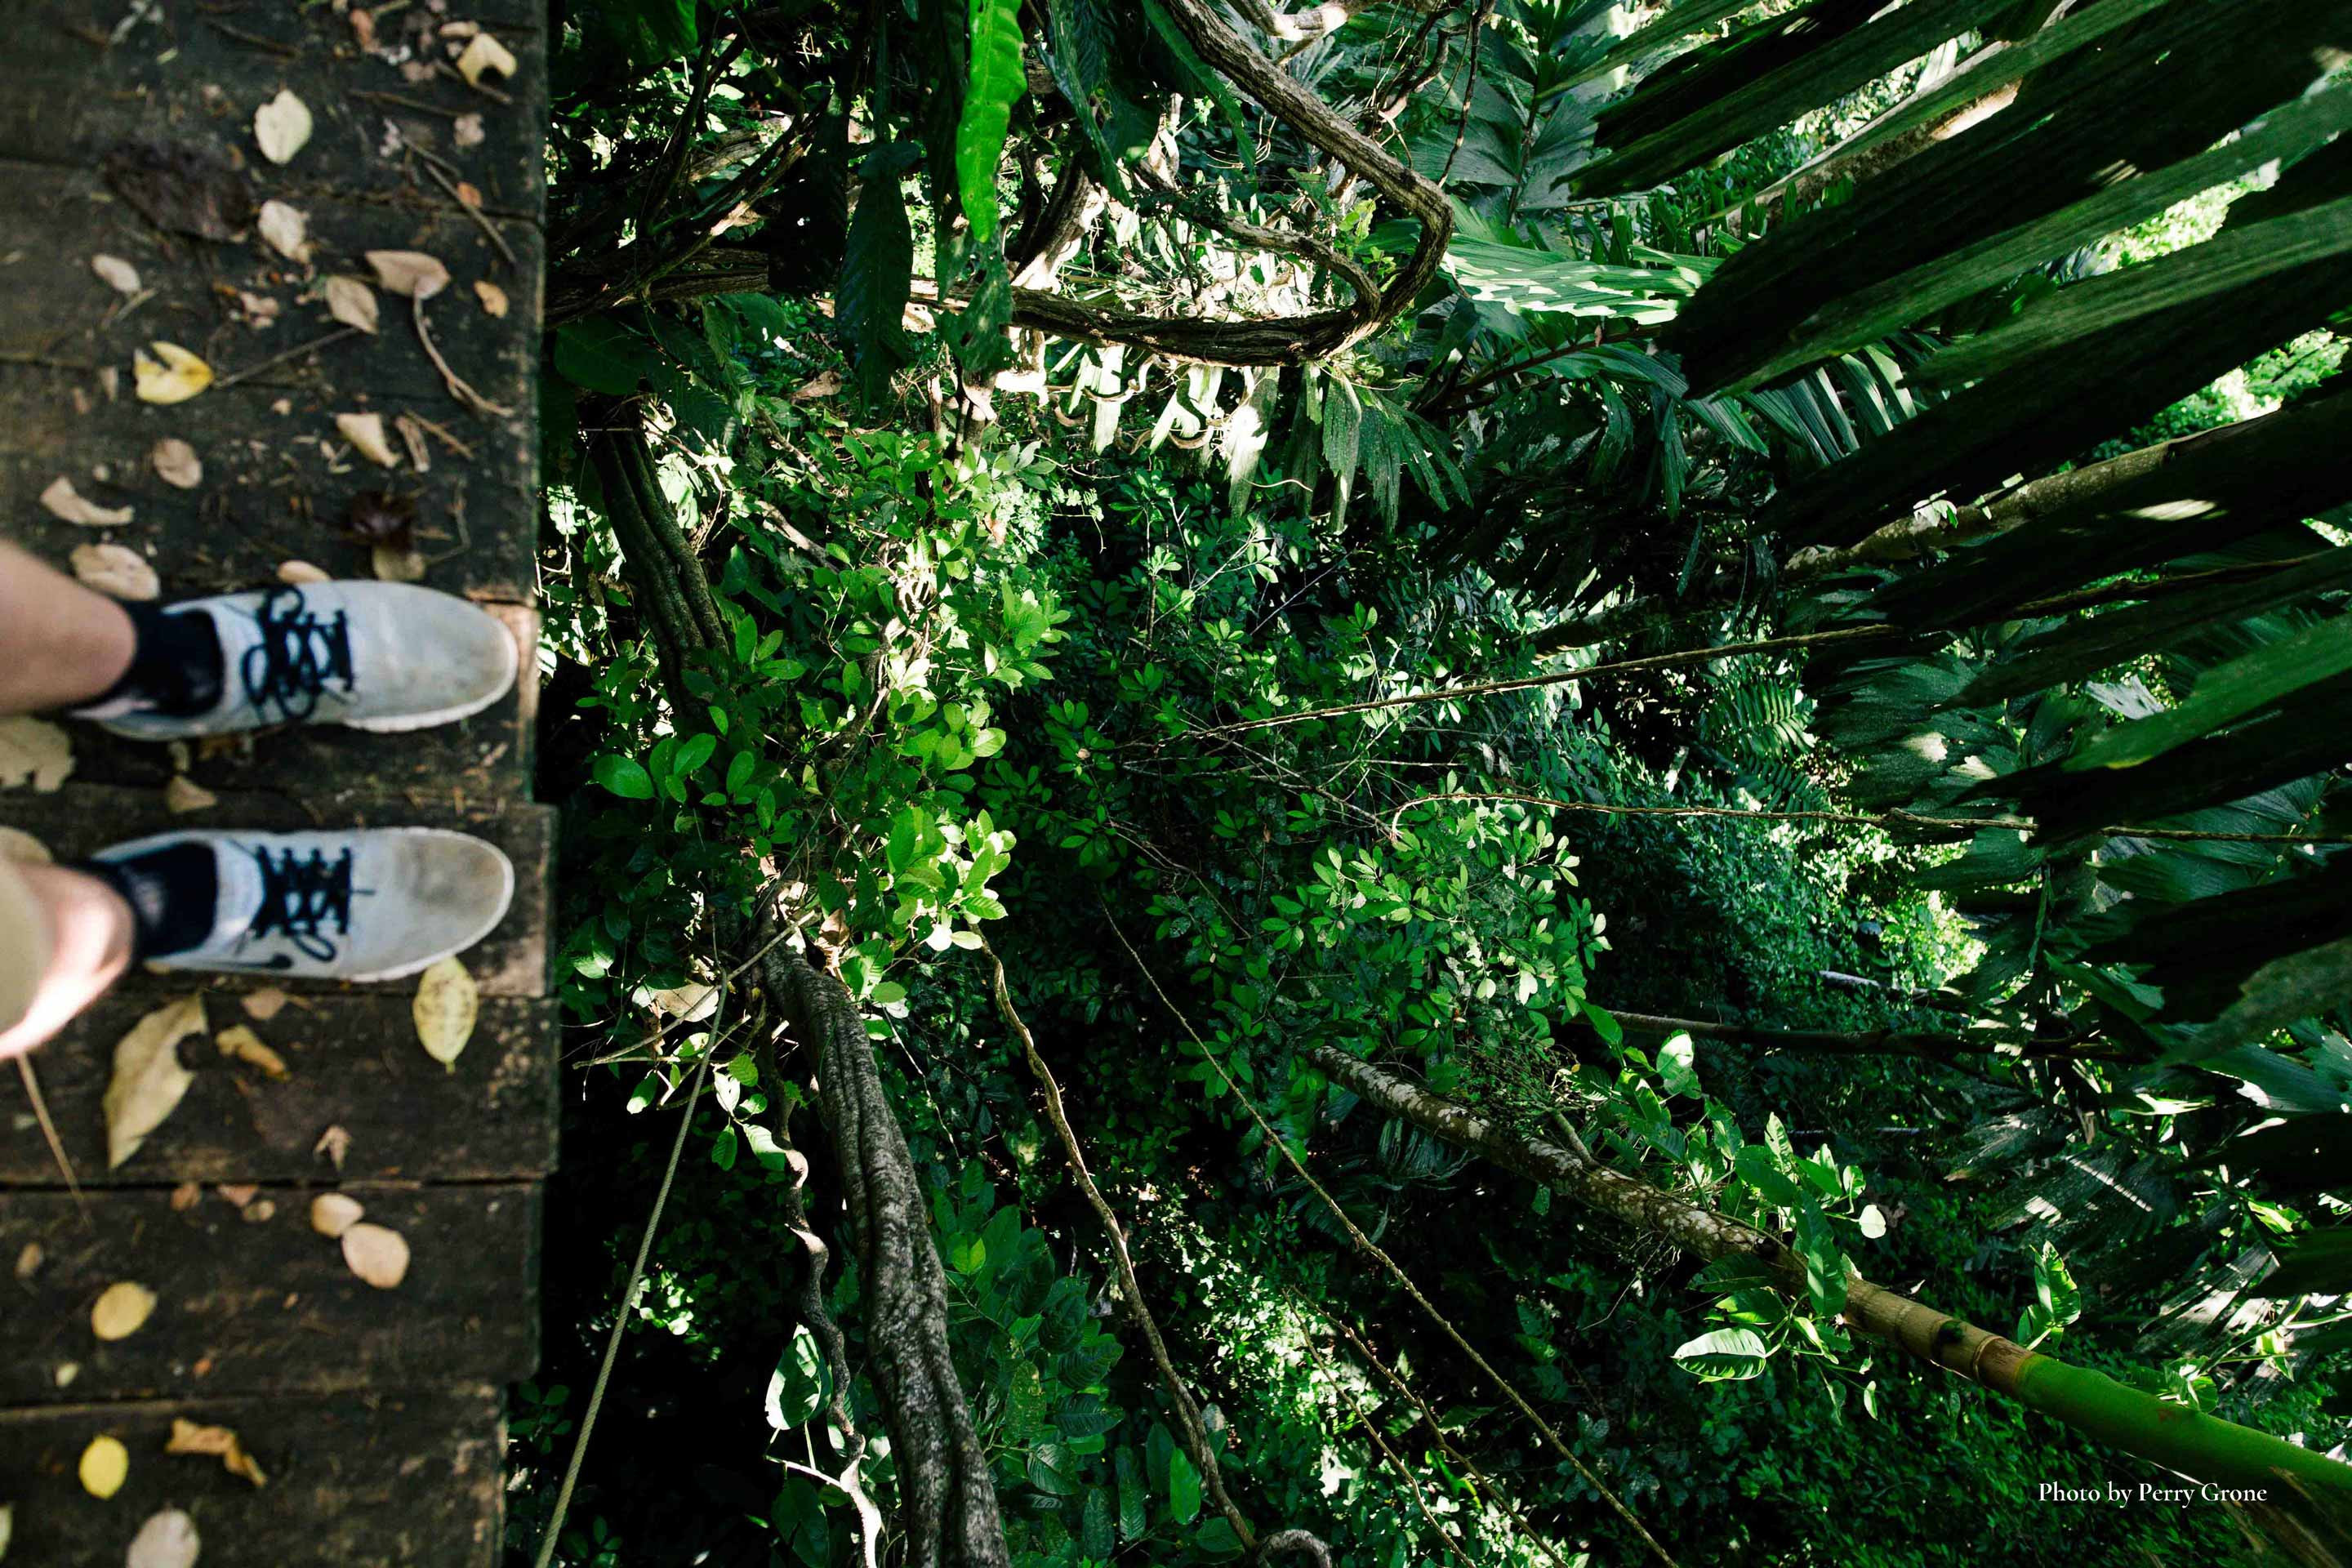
[454,112,486,148]
[127,1508,203,1568]
[257,198,311,264]
[0,1502,11,1560]
[413,956,478,1071]
[456,31,518,86]
[91,253,141,294]
[341,1222,411,1289]
[455,180,484,208]
[216,1183,258,1209]
[41,474,134,527]
[651,983,719,1022]
[150,438,203,489]
[372,544,427,582]
[350,5,378,49]
[233,288,282,329]
[55,1361,80,1387]
[72,543,160,602]
[394,412,432,470]
[277,559,332,586]
[323,274,381,334]
[244,1197,277,1223]
[314,1124,352,1170]
[310,1192,364,1238]
[242,987,290,1022]
[169,1180,201,1212]
[14,1242,40,1280]
[0,826,51,864]
[104,993,205,1169]
[366,249,450,301]
[80,1434,129,1498]
[165,1419,267,1488]
[254,88,314,165]
[791,370,844,403]
[91,1281,158,1342]
[134,341,213,404]
[0,717,75,793]
[163,775,217,815]
[336,412,401,468]
[216,1023,288,1080]
[474,278,510,318]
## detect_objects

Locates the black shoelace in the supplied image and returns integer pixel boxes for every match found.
[238,586,355,723]
[246,845,355,962]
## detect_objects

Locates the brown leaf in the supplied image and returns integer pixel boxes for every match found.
[166,1418,269,1487]
[0,717,75,792]
[365,249,451,301]
[150,438,203,489]
[91,1281,158,1342]
[163,775,217,815]
[91,254,142,294]
[41,474,134,527]
[341,1222,411,1289]
[14,1242,42,1280]
[456,180,484,209]
[323,275,381,335]
[343,488,416,547]
[104,142,255,242]
[254,89,314,166]
[169,1181,200,1212]
[216,1023,289,1080]
[314,1124,353,1171]
[474,279,510,318]
[242,987,291,1022]
[216,1183,258,1209]
[71,543,159,602]
[103,995,204,1169]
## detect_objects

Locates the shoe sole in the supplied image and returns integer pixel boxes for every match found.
[100,826,516,984]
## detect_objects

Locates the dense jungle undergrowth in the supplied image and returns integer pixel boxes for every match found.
[512,1,2352,1564]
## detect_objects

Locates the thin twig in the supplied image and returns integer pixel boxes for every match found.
[412,292,515,416]
[574,923,801,1067]
[16,1056,89,1225]
[1298,1319,1466,1564]
[202,16,296,55]
[413,155,518,268]
[438,58,513,104]
[209,326,363,390]
[354,88,463,119]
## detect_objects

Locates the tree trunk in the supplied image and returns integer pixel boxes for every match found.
[1307,1044,2352,1532]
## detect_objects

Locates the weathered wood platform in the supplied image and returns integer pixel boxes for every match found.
[0,2,551,1561]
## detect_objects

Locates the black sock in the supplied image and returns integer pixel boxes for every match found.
[74,844,219,960]
[71,602,224,719]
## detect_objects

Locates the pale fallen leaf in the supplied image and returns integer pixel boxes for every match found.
[245,1197,276,1223]
[474,278,510,318]
[257,199,311,265]
[165,1419,267,1487]
[336,412,401,468]
[216,1023,288,1080]
[341,1222,410,1289]
[127,1507,203,1568]
[55,1361,80,1388]
[79,1435,128,1498]
[91,1281,157,1342]
[134,341,213,404]
[277,559,332,586]
[254,88,314,165]
[394,412,431,470]
[163,775,217,815]
[456,31,518,86]
[41,474,134,527]
[234,288,282,330]
[372,544,427,582]
[314,1124,352,1170]
[216,1183,257,1209]
[72,543,159,602]
[0,717,75,792]
[242,987,290,1022]
[13,1242,40,1279]
[365,249,450,301]
[791,370,844,403]
[651,983,719,1023]
[413,956,478,1070]
[454,112,486,149]
[0,1501,11,1561]
[91,253,141,294]
[350,6,377,49]
[150,438,203,489]
[104,994,205,1169]
[169,1180,201,1212]
[310,1192,364,1238]
[0,826,52,864]
[323,274,381,334]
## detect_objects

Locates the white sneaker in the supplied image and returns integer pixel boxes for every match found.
[93,827,514,982]
[86,581,518,740]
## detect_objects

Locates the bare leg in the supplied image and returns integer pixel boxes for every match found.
[0,865,135,1058]
[0,540,137,714]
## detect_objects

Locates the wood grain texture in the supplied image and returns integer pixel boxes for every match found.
[0,1386,506,1566]
[1,1184,540,1403]
[0,785,554,997]
[0,985,559,1185]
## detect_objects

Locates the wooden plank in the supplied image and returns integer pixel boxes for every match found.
[2,1,545,221]
[0,363,537,606]
[0,1184,539,1403]
[0,785,553,998]
[0,986,559,1186]
[0,1385,505,1566]
[0,157,542,409]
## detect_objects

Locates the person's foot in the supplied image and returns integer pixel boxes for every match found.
[87,828,514,982]
[78,581,517,740]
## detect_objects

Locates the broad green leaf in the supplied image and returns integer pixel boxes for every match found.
[1734,1144,1804,1209]
[1167,1447,1202,1525]
[956,0,1027,245]
[764,1325,829,1430]
[2069,614,2352,773]
[840,143,920,399]
[555,318,657,395]
[1673,1326,1771,1380]
[593,755,655,800]
[1028,1441,1080,1497]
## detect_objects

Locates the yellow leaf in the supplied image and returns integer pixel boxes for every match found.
[79,1434,129,1498]
[341,1222,411,1288]
[165,1418,268,1487]
[103,994,205,1169]
[91,1281,157,1342]
[134,342,213,405]
[413,956,478,1069]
